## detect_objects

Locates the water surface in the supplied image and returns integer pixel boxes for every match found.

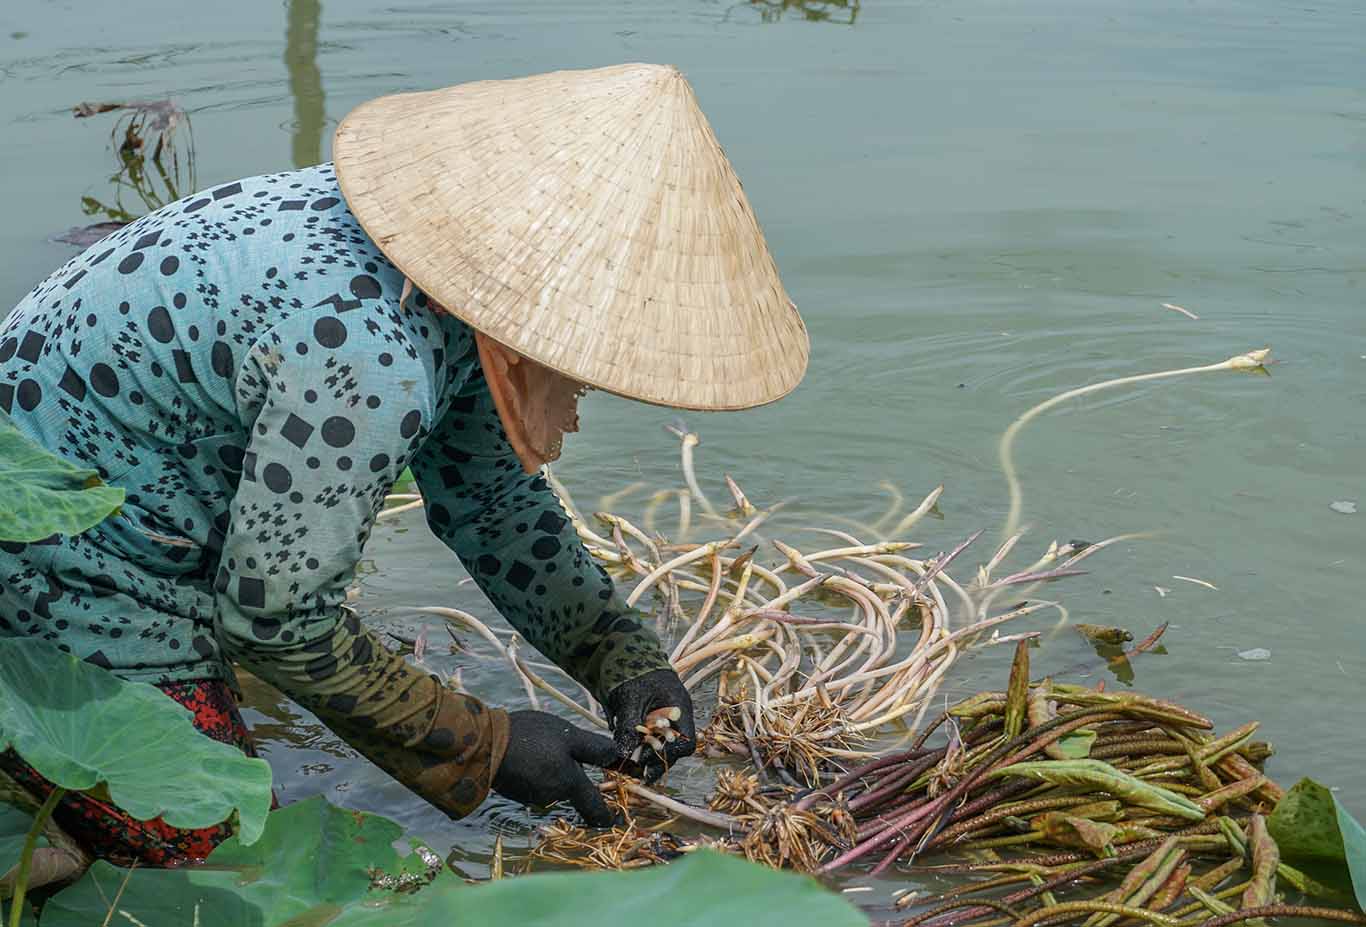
[2,0,1363,902]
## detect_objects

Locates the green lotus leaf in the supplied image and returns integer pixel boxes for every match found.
[986,758,1205,821]
[335,846,868,927]
[0,637,272,845]
[0,413,124,542]
[1270,778,1346,863]
[1268,777,1366,910]
[1054,729,1097,759]
[37,797,429,926]
[40,798,867,927]
[1343,799,1366,912]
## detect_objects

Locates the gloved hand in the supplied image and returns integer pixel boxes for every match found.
[492,710,620,827]
[606,668,695,781]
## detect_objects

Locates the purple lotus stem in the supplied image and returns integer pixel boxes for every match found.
[909,854,1128,926]
[821,793,949,872]
[868,779,1036,876]
[870,814,935,877]
[795,746,938,811]
[910,822,1221,927]
[848,753,944,813]
[911,529,983,596]
[919,778,1037,849]
[856,754,1028,842]
[828,710,1120,874]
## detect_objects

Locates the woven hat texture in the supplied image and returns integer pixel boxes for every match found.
[334,63,807,410]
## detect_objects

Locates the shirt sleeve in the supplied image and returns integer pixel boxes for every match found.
[213,308,507,815]
[409,364,672,704]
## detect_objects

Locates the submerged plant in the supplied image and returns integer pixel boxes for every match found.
[70,99,197,223]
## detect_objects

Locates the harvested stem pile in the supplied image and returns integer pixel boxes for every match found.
[377,349,1286,885]
[392,349,1275,783]
[542,427,1117,781]
[403,427,1113,781]
[396,430,1127,868]
[787,641,1364,925]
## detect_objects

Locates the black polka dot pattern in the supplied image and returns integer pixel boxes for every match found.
[312,317,346,348]
[0,163,668,736]
[90,364,119,397]
[147,307,175,343]
[321,416,354,447]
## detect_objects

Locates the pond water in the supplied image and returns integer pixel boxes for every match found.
[2,0,1363,909]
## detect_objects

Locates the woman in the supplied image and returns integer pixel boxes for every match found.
[0,64,807,864]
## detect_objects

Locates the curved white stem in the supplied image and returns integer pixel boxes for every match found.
[999,349,1270,539]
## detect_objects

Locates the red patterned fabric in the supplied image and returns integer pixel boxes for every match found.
[0,680,272,867]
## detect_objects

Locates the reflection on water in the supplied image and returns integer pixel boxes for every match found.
[66,0,322,224]
[75,101,196,222]
[285,0,326,168]
[741,0,859,24]
[79,158,179,223]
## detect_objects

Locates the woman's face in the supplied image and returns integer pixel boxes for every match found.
[474,332,587,475]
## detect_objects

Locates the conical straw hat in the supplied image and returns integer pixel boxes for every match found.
[333,63,808,411]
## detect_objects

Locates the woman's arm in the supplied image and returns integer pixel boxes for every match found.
[410,365,673,705]
[212,308,508,816]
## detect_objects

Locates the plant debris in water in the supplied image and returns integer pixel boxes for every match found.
[49,221,129,248]
[72,100,190,164]
[1075,624,1133,647]
[65,97,197,227]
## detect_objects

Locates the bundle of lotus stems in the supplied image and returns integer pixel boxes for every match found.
[798,641,1363,926]
[407,422,1114,782]
[388,348,1272,782]
[520,644,1365,927]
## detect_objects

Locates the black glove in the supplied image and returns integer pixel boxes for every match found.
[606,668,696,782]
[492,710,620,827]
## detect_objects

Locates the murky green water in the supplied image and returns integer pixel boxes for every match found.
[3,0,1363,908]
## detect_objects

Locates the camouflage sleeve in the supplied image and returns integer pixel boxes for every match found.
[409,364,672,704]
[212,308,507,817]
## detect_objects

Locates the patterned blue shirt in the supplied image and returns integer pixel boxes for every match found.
[0,164,668,712]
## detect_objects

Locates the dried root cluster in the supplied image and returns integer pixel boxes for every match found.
[523,818,690,872]
[519,774,736,872]
[702,693,861,787]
